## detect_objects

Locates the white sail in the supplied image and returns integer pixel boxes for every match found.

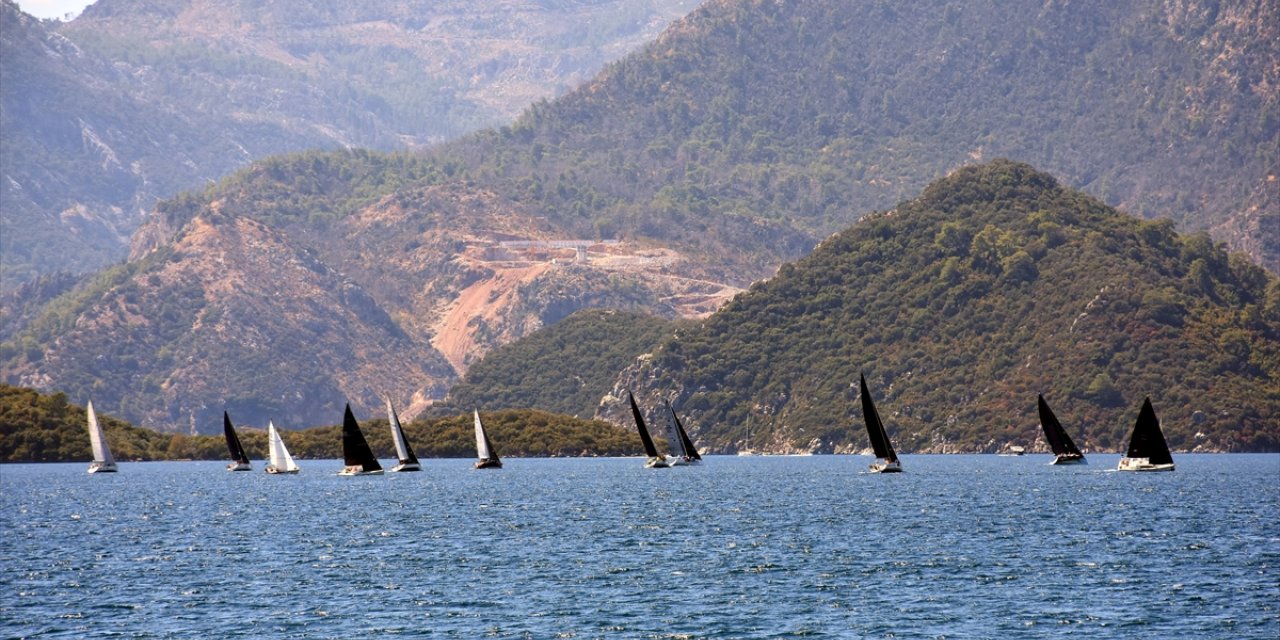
[388,399,411,462]
[267,421,299,472]
[86,401,117,473]
[474,410,492,460]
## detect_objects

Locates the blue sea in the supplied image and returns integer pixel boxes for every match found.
[2,454,1277,639]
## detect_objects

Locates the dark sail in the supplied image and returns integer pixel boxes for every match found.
[389,405,419,465]
[1037,395,1083,457]
[1126,397,1173,465]
[860,374,897,462]
[223,412,250,464]
[482,430,501,465]
[342,404,383,472]
[667,400,701,461]
[629,392,661,458]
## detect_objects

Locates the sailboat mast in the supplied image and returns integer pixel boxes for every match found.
[629,393,661,458]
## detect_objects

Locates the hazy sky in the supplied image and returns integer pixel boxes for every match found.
[16,0,95,20]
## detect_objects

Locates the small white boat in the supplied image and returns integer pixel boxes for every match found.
[338,404,384,476]
[859,374,902,473]
[85,401,117,473]
[473,410,502,469]
[1117,398,1175,472]
[386,399,421,472]
[223,412,252,471]
[264,421,300,474]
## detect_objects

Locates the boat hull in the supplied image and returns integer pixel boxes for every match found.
[87,461,118,473]
[390,462,422,472]
[1050,454,1087,465]
[265,466,299,474]
[226,461,251,471]
[1117,457,1175,472]
[869,459,903,473]
[645,456,670,469]
[474,459,502,469]
[338,466,384,476]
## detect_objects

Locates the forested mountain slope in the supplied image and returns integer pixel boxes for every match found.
[0,0,698,286]
[598,161,1280,453]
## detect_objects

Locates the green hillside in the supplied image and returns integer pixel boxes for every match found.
[442,309,679,418]
[0,384,641,462]
[607,161,1280,453]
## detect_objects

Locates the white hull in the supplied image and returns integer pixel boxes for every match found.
[1117,457,1174,472]
[338,466,384,476]
[390,462,422,472]
[87,461,118,473]
[265,466,299,474]
[474,459,502,469]
[227,461,252,471]
[1050,454,1087,465]
[645,456,670,469]
[869,459,903,473]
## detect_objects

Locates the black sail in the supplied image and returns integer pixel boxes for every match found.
[667,400,702,461]
[389,405,419,465]
[629,392,661,458]
[342,404,383,472]
[223,412,250,464]
[1037,395,1083,457]
[860,374,897,462]
[1126,397,1173,465]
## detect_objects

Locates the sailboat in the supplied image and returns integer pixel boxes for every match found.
[223,412,252,471]
[1037,394,1086,465]
[664,399,702,465]
[1118,397,1175,472]
[264,421,300,474]
[859,374,902,473]
[386,399,421,472]
[629,392,669,468]
[338,404,383,476]
[85,400,117,473]
[473,410,502,469]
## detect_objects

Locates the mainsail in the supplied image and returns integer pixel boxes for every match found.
[859,374,898,464]
[1125,397,1174,466]
[630,392,661,458]
[1037,395,1084,459]
[223,412,251,470]
[386,399,420,469]
[474,410,502,468]
[665,399,701,461]
[266,421,300,473]
[86,401,117,473]
[341,404,383,474]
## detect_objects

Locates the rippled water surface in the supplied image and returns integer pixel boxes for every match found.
[2,454,1277,638]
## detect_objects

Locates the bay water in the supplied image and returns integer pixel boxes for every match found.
[2,454,1277,638]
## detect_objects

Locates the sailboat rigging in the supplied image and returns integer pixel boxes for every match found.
[473,410,502,469]
[85,400,117,473]
[223,412,252,471]
[1118,397,1175,472]
[265,421,300,474]
[1037,395,1085,465]
[859,374,902,473]
[338,404,383,476]
[664,399,701,465]
[629,392,669,468]
[386,399,421,472]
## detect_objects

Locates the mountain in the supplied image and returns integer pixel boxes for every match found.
[441,309,679,419]
[0,0,699,286]
[591,161,1279,453]
[0,149,738,432]
[435,0,1277,272]
[5,0,1277,433]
